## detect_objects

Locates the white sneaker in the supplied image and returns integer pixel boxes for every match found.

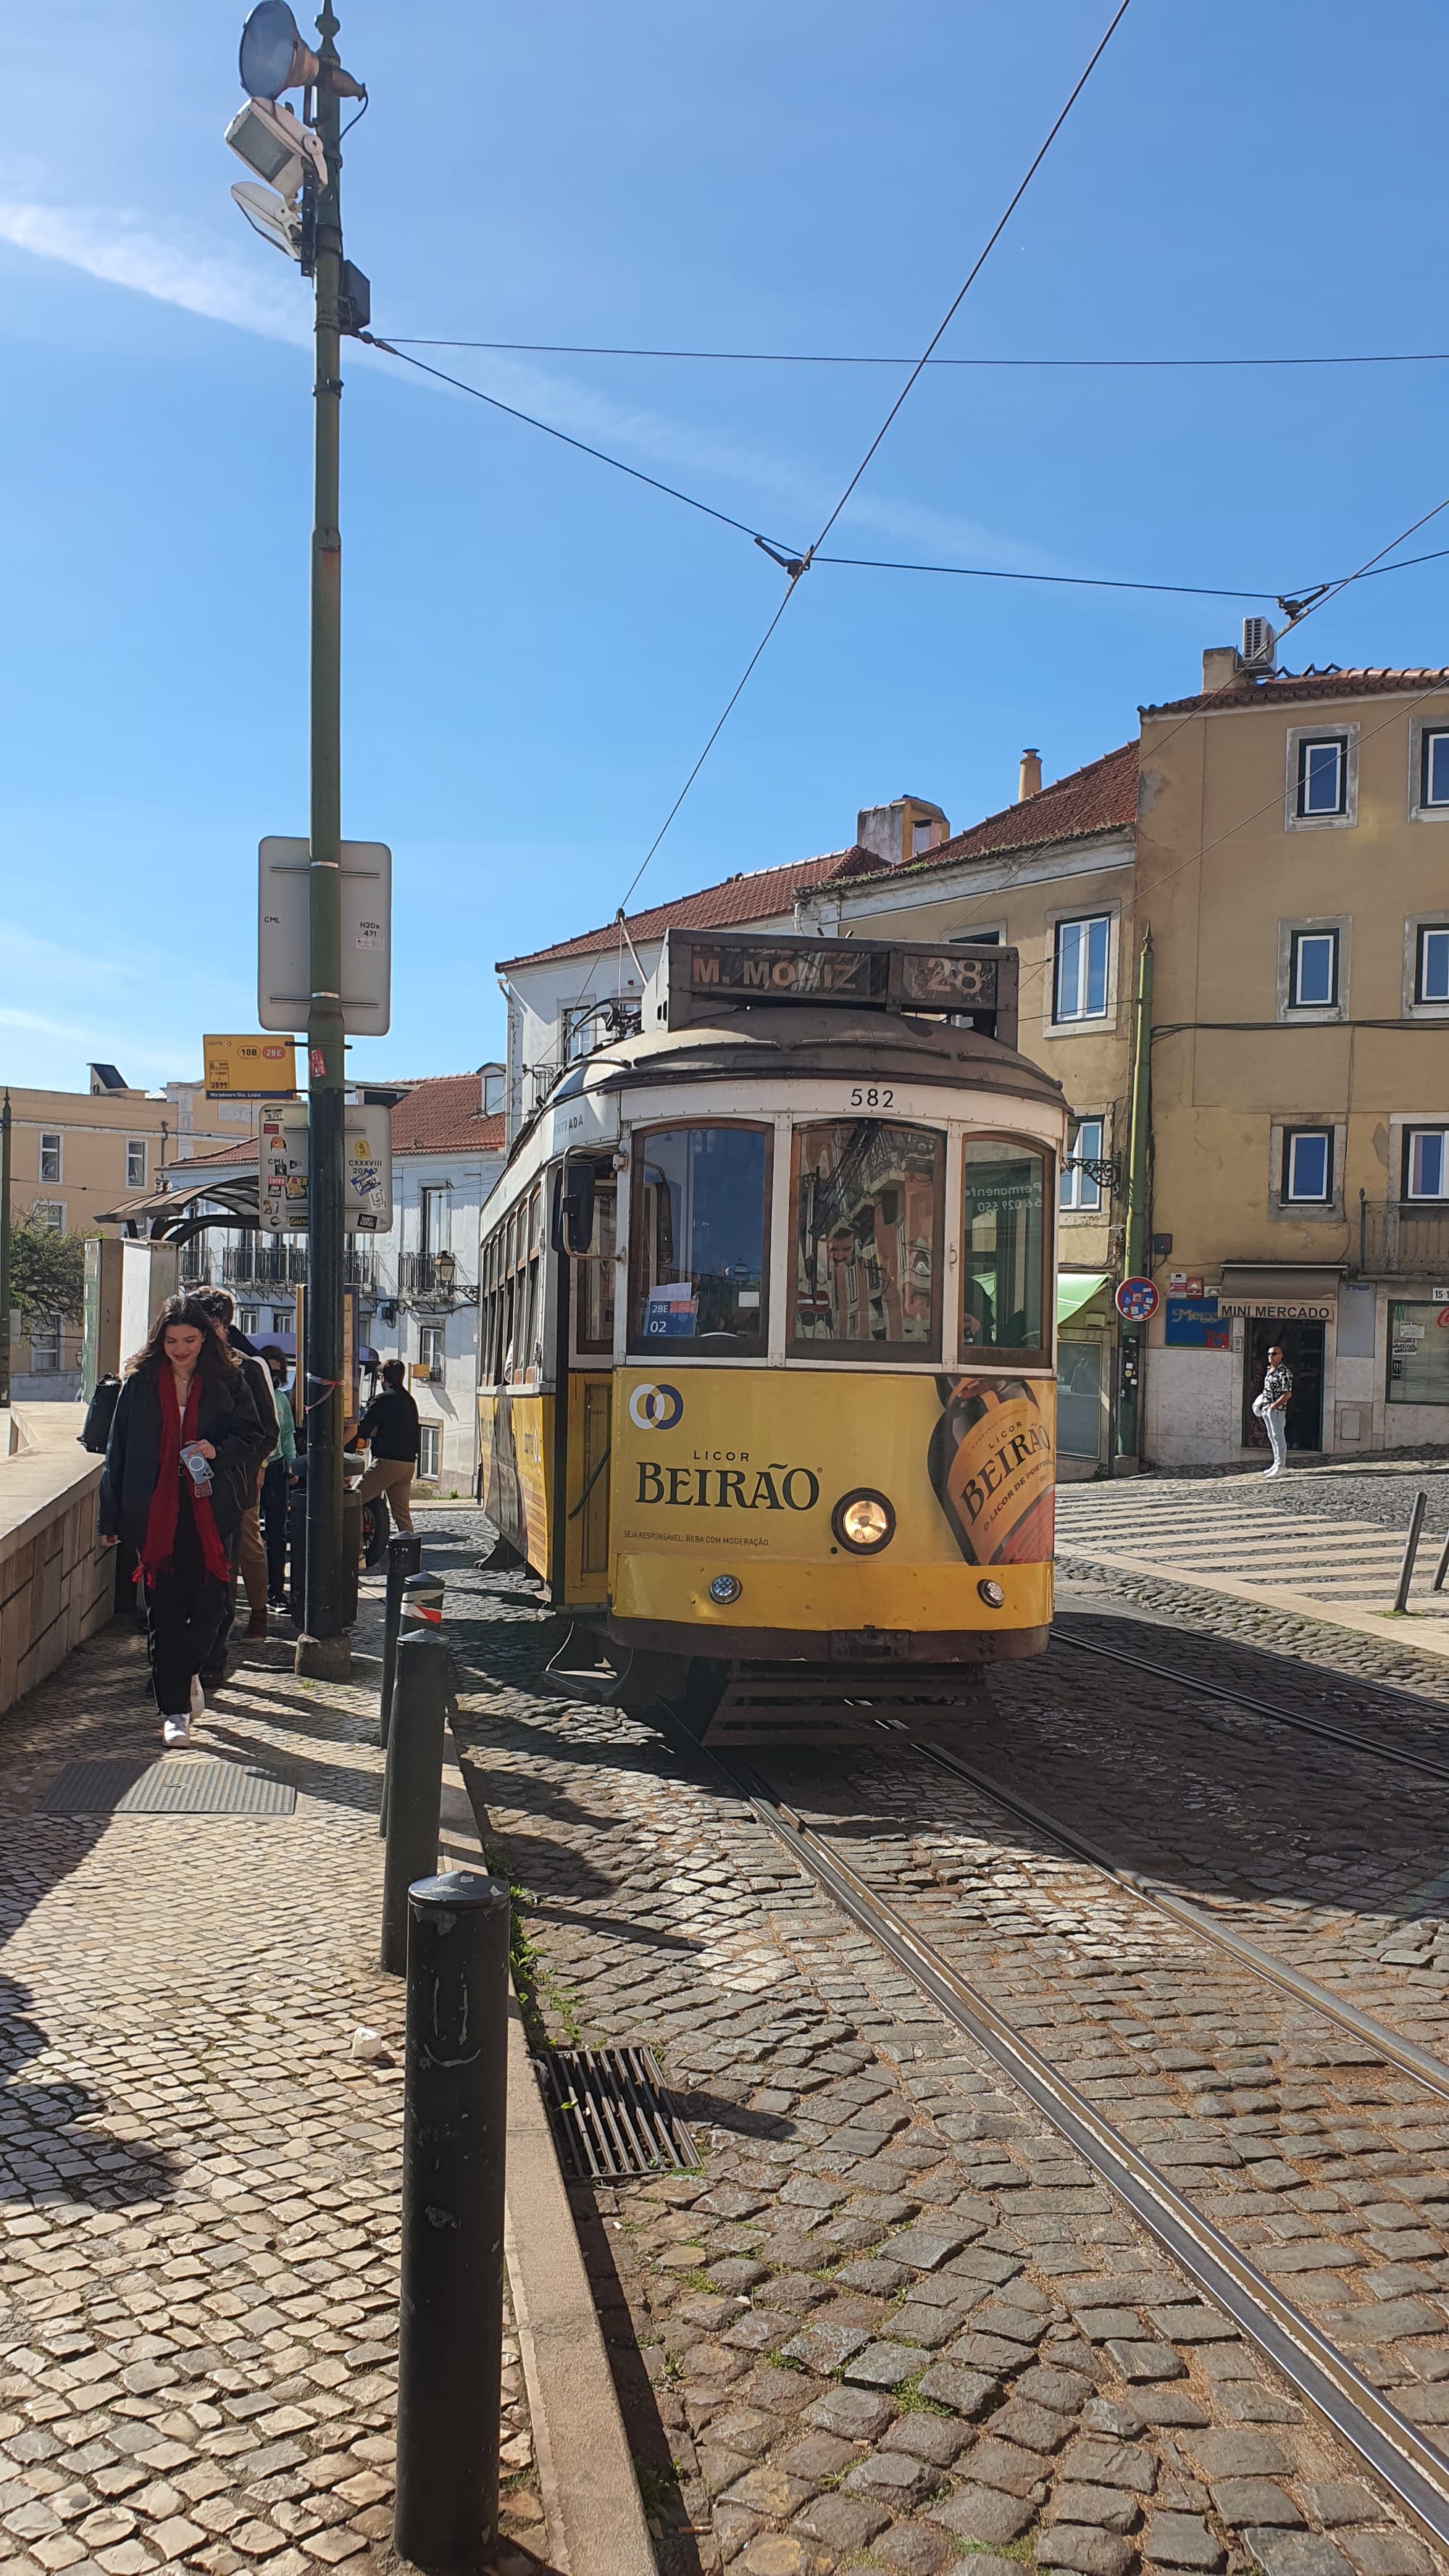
[162,1715,192,1748]
[189,1674,206,1722]
[1262,1465,1283,1480]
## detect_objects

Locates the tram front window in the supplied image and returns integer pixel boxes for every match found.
[793,1121,943,1355]
[961,1139,1048,1358]
[630,1125,769,1352]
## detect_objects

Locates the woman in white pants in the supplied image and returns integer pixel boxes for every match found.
[1252,1345,1293,1479]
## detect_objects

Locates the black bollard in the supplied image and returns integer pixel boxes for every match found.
[394,1869,510,2574]
[380,1570,445,1839]
[380,1633,448,1975]
[380,1531,423,1748]
[1394,1489,1429,1615]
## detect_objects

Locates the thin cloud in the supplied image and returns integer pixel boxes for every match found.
[0,197,307,344]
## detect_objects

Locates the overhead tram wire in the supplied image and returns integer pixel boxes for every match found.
[562,0,1135,1016]
[381,338,1449,374]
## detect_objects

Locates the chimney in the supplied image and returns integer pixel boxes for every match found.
[1201,645,1241,695]
[856,795,949,866]
[1017,748,1042,803]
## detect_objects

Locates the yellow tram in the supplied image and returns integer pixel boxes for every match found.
[477,930,1067,1739]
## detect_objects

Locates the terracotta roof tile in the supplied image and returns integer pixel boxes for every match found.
[1141,665,1449,719]
[837,742,1139,882]
[496,848,880,970]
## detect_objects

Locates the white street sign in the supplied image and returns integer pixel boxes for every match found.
[258,837,392,1035]
[257,1101,393,1232]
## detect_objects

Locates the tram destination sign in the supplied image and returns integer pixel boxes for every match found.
[661,930,1016,1046]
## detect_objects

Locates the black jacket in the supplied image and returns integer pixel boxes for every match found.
[98,1366,272,1550]
[357,1387,421,1463]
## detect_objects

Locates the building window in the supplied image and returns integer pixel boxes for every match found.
[1282,1128,1333,1203]
[1290,928,1339,1010]
[1416,926,1449,1005]
[1053,916,1110,1024]
[38,1133,61,1184]
[419,1185,448,1254]
[1061,1118,1104,1212]
[1404,1129,1449,1202]
[239,1308,260,1336]
[418,1323,445,1376]
[30,1201,64,1232]
[1422,732,1449,808]
[563,1005,599,1063]
[418,1422,442,1479]
[271,1309,291,1334]
[28,1317,62,1373]
[1389,1302,1449,1405]
[125,1139,146,1189]
[1296,736,1348,819]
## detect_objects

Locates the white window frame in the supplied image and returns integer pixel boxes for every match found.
[1277,916,1348,1024]
[28,1315,62,1373]
[38,1132,62,1184]
[1407,716,1449,820]
[29,1201,64,1233]
[270,1308,291,1334]
[417,1421,442,1479]
[1283,1127,1334,1205]
[1407,919,1449,1016]
[125,1137,147,1190]
[1403,1128,1449,1203]
[238,1308,261,1337]
[1285,722,1358,830]
[1051,913,1113,1027]
[1061,1116,1106,1214]
[561,1001,601,1064]
[419,1184,449,1255]
[417,1321,445,1375]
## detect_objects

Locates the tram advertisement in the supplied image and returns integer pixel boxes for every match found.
[927,1376,1056,1565]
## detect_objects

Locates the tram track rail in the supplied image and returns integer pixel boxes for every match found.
[1054,1627,1449,1786]
[704,1740,1449,2554]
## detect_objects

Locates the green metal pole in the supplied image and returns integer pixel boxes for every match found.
[0,1091,12,1410]
[1116,927,1153,1463]
[297,4,350,1678]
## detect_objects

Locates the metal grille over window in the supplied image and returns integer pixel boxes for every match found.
[962,1140,1048,1357]
[631,1125,768,1352]
[792,1121,942,1355]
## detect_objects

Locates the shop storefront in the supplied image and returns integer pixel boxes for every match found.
[1056,1271,1112,1479]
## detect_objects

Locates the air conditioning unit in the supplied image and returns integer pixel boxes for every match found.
[1240,616,1276,670]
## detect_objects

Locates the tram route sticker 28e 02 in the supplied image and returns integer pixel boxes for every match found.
[1115,1276,1160,1323]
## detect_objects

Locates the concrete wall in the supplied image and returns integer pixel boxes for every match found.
[0,1407,112,1715]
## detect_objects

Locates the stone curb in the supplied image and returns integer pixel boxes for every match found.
[439,1732,656,2576]
[1059,1540,1449,1660]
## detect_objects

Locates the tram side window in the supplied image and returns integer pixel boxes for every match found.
[480,1187,544,1385]
[792,1121,943,1356]
[961,1139,1048,1358]
[576,1172,617,1355]
[630,1126,769,1352]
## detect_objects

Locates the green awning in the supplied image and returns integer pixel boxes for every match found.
[1057,1271,1109,1325]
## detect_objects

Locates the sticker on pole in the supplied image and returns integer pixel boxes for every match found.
[1115,1276,1160,1322]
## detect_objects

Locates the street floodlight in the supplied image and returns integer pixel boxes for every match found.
[239,1,320,100]
[225,95,326,203]
[230,180,303,259]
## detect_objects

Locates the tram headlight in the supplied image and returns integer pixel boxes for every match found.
[832,1489,895,1555]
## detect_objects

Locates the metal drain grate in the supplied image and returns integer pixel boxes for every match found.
[539,2044,700,2180]
[37,1757,297,1817]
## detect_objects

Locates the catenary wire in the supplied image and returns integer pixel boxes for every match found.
[380,337,1449,372]
[560,0,1135,1016]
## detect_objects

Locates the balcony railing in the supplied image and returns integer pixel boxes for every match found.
[1359,1202,1449,1277]
[398,1251,474,1305]
[220,1240,375,1292]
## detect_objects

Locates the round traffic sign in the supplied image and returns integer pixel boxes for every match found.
[1116,1276,1160,1322]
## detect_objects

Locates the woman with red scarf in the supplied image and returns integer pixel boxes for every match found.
[99,1296,271,1744]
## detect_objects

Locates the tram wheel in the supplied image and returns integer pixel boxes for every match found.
[613,1650,727,1739]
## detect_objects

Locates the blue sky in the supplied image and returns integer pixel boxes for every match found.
[4,0,1448,1095]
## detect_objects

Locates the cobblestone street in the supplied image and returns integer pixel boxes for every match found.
[0,1584,541,2576]
[431,1505,1449,2576]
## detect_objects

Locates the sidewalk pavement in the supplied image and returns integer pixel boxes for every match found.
[0,1612,546,2576]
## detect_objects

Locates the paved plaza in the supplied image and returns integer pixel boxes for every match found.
[0,1597,542,2576]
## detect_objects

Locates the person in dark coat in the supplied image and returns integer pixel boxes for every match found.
[355,1359,422,1532]
[99,1295,270,1744]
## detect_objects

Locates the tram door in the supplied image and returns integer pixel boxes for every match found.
[561,1163,617,1604]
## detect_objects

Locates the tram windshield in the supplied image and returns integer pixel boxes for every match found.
[961,1139,1048,1357]
[630,1125,769,1352]
[792,1120,943,1355]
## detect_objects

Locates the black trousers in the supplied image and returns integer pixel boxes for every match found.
[145,1486,233,1718]
[261,1461,291,1599]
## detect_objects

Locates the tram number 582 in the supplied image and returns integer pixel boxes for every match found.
[848,1086,893,1108]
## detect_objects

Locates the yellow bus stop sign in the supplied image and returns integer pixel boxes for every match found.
[204,1036,298,1099]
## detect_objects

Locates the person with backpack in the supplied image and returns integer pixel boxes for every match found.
[98,1296,271,1744]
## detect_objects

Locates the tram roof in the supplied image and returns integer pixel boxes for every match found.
[551,1002,1066,1113]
